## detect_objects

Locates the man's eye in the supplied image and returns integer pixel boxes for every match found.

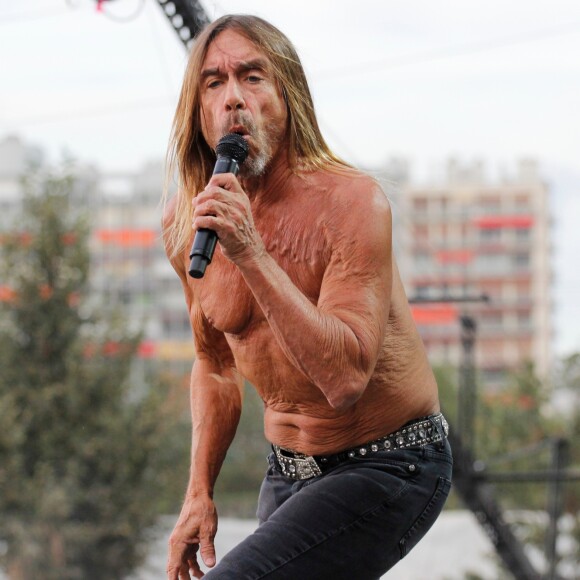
[207,80,221,89]
[247,75,262,83]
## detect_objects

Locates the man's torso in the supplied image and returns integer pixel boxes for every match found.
[183,169,439,455]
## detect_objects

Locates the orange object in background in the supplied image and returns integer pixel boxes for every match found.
[435,250,474,264]
[0,286,16,302]
[473,216,533,229]
[411,304,458,325]
[96,229,157,247]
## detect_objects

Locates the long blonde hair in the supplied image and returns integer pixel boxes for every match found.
[163,14,350,258]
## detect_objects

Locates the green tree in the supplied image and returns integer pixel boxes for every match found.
[477,361,549,465]
[0,165,186,579]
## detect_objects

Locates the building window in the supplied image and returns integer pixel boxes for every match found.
[476,253,509,273]
[414,225,428,241]
[515,228,530,241]
[413,198,428,213]
[479,196,501,215]
[482,311,503,326]
[480,228,501,242]
[515,194,530,213]
[517,283,530,301]
[518,312,531,329]
[513,253,530,269]
[416,251,431,268]
[415,285,430,299]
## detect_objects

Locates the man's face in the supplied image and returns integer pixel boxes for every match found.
[199,30,288,177]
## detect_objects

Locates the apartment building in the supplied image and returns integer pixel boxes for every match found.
[393,158,553,386]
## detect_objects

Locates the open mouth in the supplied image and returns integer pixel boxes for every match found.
[229,125,250,139]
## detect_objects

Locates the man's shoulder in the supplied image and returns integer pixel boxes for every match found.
[308,167,387,201]
[306,167,390,219]
[303,167,392,264]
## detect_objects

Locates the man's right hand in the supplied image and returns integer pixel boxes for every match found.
[166,494,218,579]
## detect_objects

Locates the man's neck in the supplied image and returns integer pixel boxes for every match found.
[240,150,294,205]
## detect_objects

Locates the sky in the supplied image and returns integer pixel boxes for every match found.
[1,0,579,357]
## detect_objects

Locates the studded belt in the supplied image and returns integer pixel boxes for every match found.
[272,413,449,481]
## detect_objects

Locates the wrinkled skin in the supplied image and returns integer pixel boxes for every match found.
[165,30,439,580]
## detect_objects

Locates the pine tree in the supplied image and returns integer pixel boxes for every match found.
[0,164,183,579]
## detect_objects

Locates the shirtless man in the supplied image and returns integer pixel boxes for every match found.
[163,15,452,580]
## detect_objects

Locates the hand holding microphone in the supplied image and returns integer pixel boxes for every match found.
[188,133,249,279]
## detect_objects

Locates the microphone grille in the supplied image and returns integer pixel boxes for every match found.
[216,133,249,163]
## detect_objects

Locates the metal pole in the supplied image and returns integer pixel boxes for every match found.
[544,438,569,580]
[458,314,477,454]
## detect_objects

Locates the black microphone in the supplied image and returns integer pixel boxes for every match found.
[188,133,249,279]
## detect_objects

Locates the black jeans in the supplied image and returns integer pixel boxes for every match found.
[205,433,452,579]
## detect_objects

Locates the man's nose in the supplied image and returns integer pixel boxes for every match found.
[224,79,245,111]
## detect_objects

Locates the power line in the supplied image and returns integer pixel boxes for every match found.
[316,21,580,81]
[3,95,176,128]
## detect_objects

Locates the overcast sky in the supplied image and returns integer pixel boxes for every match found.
[1,0,579,357]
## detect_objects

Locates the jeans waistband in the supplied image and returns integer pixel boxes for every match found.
[272,413,449,481]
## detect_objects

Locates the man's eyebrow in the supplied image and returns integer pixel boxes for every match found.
[201,58,269,80]
[201,66,221,80]
[236,58,269,73]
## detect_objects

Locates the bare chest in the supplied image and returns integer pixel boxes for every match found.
[194,252,255,335]
[194,212,327,336]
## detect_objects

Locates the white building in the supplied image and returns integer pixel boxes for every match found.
[392,158,553,387]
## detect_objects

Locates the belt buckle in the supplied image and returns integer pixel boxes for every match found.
[274,446,322,480]
[294,455,322,480]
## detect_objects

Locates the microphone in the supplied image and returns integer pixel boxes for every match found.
[188,133,249,279]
